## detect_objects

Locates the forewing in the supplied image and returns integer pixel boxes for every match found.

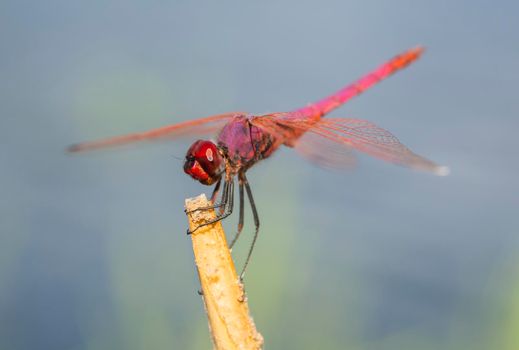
[68,112,243,152]
[249,113,301,141]
[252,115,448,175]
[305,118,447,175]
[251,114,356,170]
[293,132,357,170]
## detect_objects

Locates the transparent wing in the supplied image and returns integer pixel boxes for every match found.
[293,132,357,170]
[308,118,449,175]
[67,112,243,152]
[251,115,448,175]
[250,113,306,143]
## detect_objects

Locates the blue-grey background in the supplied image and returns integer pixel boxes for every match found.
[1,1,518,349]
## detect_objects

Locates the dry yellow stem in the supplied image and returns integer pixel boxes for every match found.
[185,194,263,350]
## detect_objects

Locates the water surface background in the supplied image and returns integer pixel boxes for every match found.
[1,1,519,349]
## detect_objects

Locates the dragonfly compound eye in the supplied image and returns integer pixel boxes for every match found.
[183,140,224,185]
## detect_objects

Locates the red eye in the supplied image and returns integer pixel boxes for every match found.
[193,141,216,162]
[184,140,224,185]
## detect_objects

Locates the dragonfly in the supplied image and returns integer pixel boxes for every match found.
[69,47,448,279]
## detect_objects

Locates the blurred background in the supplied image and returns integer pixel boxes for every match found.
[1,1,518,349]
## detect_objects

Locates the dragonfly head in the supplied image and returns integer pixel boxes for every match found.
[183,140,224,186]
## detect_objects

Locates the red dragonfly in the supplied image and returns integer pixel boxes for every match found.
[69,47,448,279]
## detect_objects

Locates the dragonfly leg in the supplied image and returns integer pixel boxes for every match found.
[228,178,245,249]
[185,179,225,215]
[187,179,234,235]
[186,180,228,234]
[210,178,222,203]
[238,174,260,281]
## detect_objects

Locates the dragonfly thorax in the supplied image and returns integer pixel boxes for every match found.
[183,140,225,185]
